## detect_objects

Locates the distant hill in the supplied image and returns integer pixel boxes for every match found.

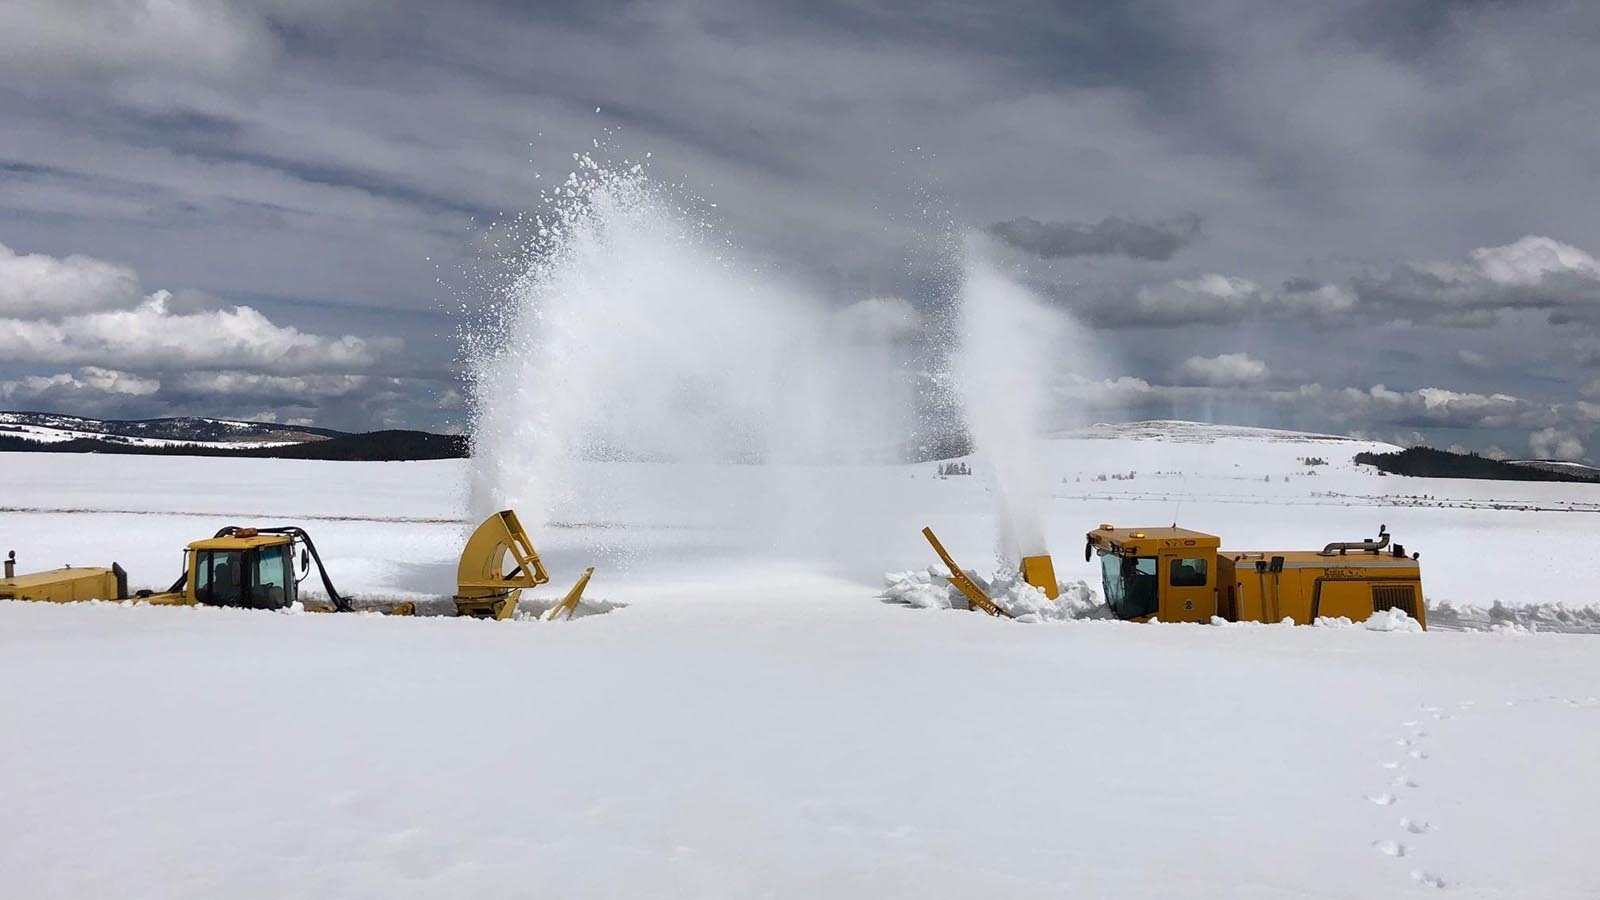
[0,411,344,446]
[1508,458,1600,479]
[0,412,465,461]
[233,430,467,461]
[1355,446,1600,483]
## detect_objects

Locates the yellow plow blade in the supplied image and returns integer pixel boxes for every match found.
[921,527,1012,619]
[541,567,595,622]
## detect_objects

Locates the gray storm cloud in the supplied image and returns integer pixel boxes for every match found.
[0,1,1597,451]
[986,214,1201,261]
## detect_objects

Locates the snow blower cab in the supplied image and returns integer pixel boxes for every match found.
[175,530,306,610]
[3,510,594,621]
[1084,524,1426,628]
[1082,526,1221,623]
[126,525,407,613]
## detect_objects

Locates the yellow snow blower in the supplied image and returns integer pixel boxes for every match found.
[1084,523,1424,627]
[0,509,594,622]
[921,523,1424,628]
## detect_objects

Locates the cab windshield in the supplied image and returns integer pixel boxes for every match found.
[1101,553,1158,619]
[193,546,293,610]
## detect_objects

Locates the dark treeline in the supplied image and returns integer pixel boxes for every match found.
[1355,447,1600,483]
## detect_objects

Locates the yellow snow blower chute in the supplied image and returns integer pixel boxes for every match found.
[1,509,594,621]
[453,509,594,621]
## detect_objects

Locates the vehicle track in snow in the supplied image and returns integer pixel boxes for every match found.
[1051,489,1600,515]
[0,505,467,525]
[0,506,664,530]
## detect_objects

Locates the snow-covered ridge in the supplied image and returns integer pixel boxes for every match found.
[1508,458,1600,478]
[1058,419,1394,447]
[0,411,340,448]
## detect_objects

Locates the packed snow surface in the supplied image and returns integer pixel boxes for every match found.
[4,420,1600,898]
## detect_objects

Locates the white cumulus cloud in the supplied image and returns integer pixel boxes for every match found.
[0,290,401,375]
[1471,236,1600,287]
[0,241,143,317]
[1177,352,1269,386]
[170,371,377,399]
[1529,427,1586,461]
[0,367,161,414]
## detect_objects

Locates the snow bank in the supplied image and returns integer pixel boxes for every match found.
[1314,607,1426,632]
[1428,599,1600,633]
[881,567,1107,621]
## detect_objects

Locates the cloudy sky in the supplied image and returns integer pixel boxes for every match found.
[2,1,1598,458]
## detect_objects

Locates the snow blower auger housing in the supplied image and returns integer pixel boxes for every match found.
[453,509,593,621]
[2,509,595,621]
[1084,523,1425,628]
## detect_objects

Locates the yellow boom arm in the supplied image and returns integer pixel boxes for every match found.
[921,527,1012,618]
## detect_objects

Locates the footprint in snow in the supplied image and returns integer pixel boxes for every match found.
[1391,775,1419,789]
[1400,817,1435,834]
[1372,839,1407,858]
[1366,792,1398,806]
[1380,760,1401,770]
[1410,870,1447,889]
[1408,749,1429,760]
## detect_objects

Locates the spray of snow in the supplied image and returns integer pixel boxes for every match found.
[464,156,919,531]
[953,235,1094,561]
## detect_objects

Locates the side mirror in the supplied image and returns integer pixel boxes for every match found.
[1084,541,1093,563]
[299,548,310,573]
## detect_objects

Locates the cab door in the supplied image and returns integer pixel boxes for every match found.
[1160,553,1215,622]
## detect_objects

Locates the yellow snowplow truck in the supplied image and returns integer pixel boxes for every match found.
[1084,523,1425,628]
[1,509,594,622]
[920,521,1423,628]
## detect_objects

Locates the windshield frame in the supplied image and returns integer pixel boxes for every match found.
[1099,551,1159,619]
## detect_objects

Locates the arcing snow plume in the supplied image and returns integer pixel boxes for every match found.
[954,236,1082,561]
[464,156,919,530]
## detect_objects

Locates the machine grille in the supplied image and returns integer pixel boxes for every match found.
[1372,584,1420,618]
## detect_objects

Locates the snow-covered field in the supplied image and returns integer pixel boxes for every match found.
[4,421,1599,898]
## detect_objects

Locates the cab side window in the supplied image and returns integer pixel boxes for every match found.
[197,550,245,606]
[254,545,289,609]
[1170,557,1209,587]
